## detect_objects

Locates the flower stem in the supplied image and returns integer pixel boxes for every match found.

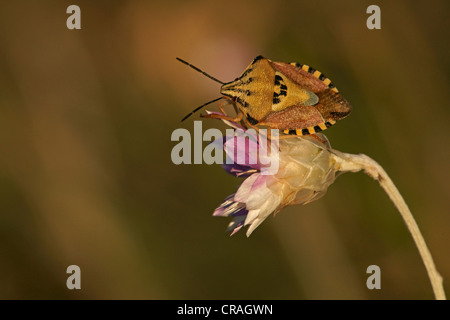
[332,151,446,300]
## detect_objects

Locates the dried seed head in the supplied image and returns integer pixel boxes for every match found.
[215,130,339,236]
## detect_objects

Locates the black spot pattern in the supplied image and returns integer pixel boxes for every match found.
[246,114,259,125]
[240,68,253,78]
[236,97,248,108]
[274,75,283,85]
[252,56,264,64]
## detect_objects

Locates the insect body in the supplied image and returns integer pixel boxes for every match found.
[177,55,351,136]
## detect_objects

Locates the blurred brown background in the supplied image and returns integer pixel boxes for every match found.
[0,0,448,299]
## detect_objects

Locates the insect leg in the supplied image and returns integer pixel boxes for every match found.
[218,101,227,115]
[201,111,244,123]
[243,118,275,142]
[275,133,327,144]
[218,100,239,118]
[310,134,327,144]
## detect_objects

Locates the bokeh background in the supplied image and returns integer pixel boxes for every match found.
[0,0,448,299]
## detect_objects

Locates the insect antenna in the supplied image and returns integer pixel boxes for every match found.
[176,57,225,85]
[181,97,223,122]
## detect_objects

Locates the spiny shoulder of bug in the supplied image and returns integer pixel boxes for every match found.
[217,55,352,136]
[177,55,352,136]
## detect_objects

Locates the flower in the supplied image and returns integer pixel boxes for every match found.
[211,113,339,237]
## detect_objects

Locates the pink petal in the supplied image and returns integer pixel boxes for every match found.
[234,173,260,203]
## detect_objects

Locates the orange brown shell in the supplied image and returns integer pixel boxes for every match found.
[220,56,352,135]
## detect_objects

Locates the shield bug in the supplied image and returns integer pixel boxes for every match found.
[177,55,351,136]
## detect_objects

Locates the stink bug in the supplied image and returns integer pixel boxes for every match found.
[177,55,351,136]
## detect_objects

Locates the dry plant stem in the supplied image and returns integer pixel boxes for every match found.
[332,151,446,300]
